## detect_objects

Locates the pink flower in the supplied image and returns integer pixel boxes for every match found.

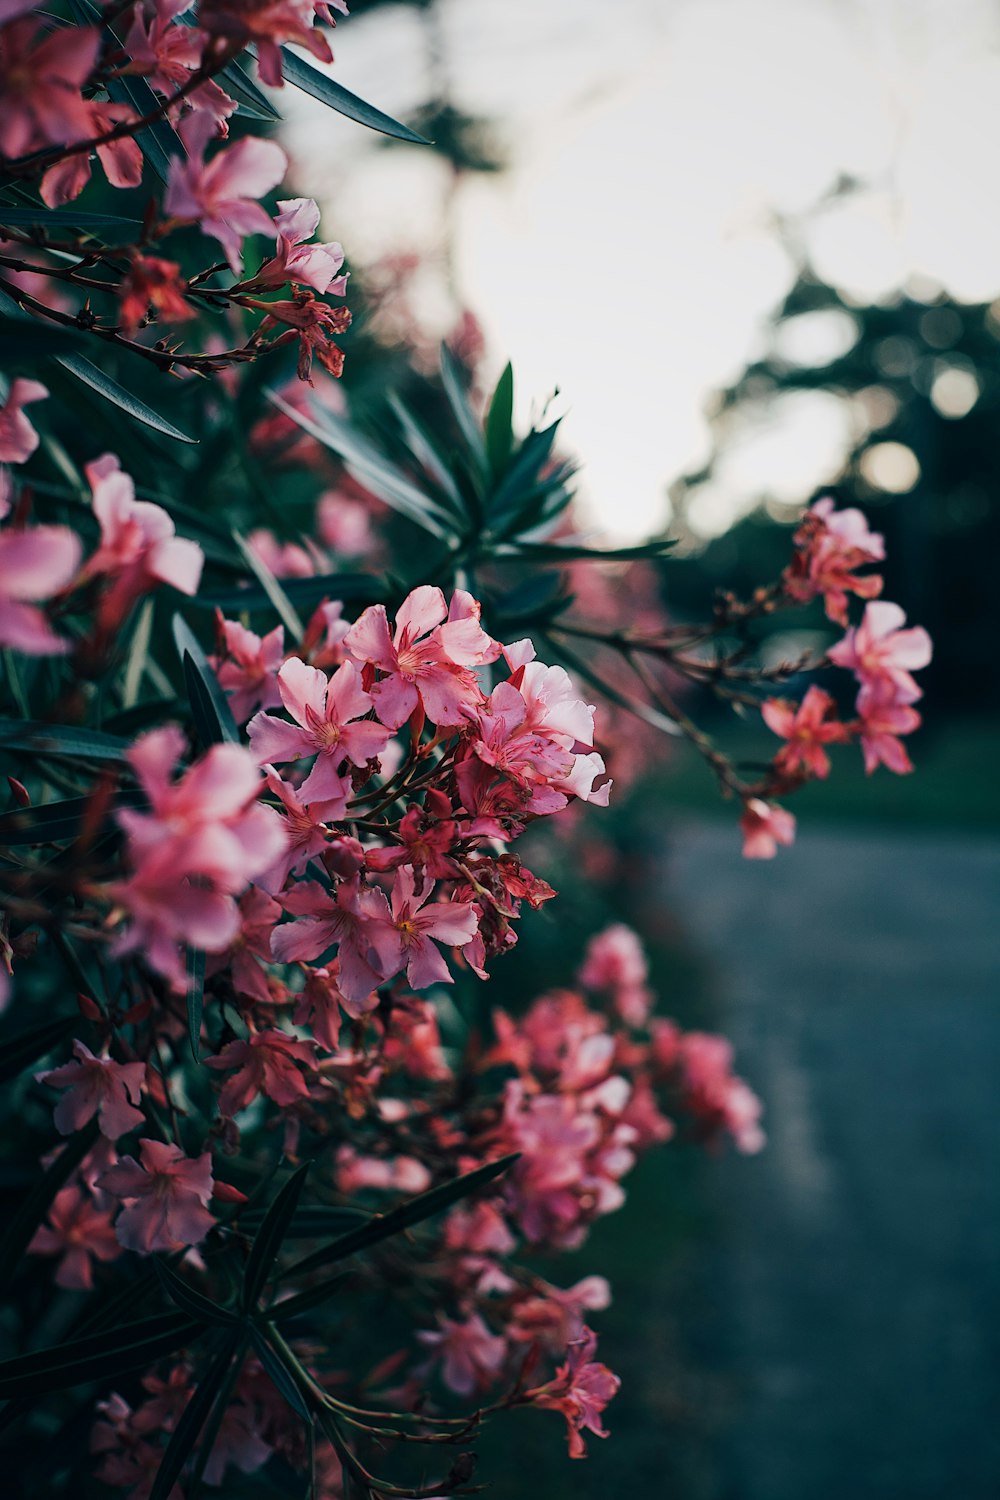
[827,600,933,702]
[294,961,378,1050]
[783,496,885,625]
[761,684,852,780]
[677,1032,765,1154]
[253,197,348,294]
[40,100,143,206]
[855,683,921,775]
[417,1311,507,1397]
[0,17,99,158]
[379,868,479,989]
[271,876,392,1004]
[99,1139,215,1253]
[334,1145,431,1196]
[531,1327,621,1459]
[249,656,391,803]
[198,0,337,87]
[164,110,287,272]
[365,790,459,881]
[209,884,283,1004]
[28,1184,120,1288]
[84,454,203,625]
[113,728,287,990]
[37,1040,145,1140]
[345,585,500,730]
[255,768,344,895]
[246,527,321,578]
[213,617,284,723]
[0,377,47,462]
[577,923,652,1025]
[739,798,796,860]
[0,521,81,654]
[317,489,373,557]
[206,1028,317,1116]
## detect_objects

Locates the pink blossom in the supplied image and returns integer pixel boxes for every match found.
[253,198,348,294]
[827,600,933,702]
[84,454,203,624]
[28,1184,120,1288]
[210,884,283,1004]
[40,100,143,206]
[317,489,374,557]
[678,1033,765,1154]
[246,527,321,578]
[198,0,337,88]
[113,728,286,990]
[249,656,391,803]
[271,876,392,1004]
[783,496,885,625]
[293,961,378,1050]
[379,868,479,988]
[164,110,287,273]
[255,768,345,895]
[345,585,500,729]
[577,923,652,1025]
[739,798,796,860]
[0,17,99,158]
[761,684,852,780]
[213,617,284,723]
[206,1028,317,1116]
[37,1040,145,1140]
[531,1327,621,1458]
[855,683,921,775]
[365,790,459,881]
[335,1145,431,1196]
[417,1311,507,1397]
[99,1139,215,1253]
[0,377,47,462]
[0,520,81,654]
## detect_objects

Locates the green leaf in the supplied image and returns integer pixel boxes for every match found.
[487,418,563,527]
[284,1154,520,1281]
[54,354,197,445]
[0,719,128,763]
[148,1330,245,1500]
[172,615,240,747]
[439,344,488,474]
[0,207,142,230]
[0,1015,77,1086]
[267,390,455,541]
[0,312,85,358]
[154,1259,240,1328]
[185,1330,247,1499]
[265,1271,351,1324]
[238,1205,369,1239]
[0,1310,200,1400]
[501,537,677,562]
[0,1121,99,1289]
[543,632,683,738]
[276,48,430,145]
[385,393,467,515]
[0,789,143,846]
[198,572,387,615]
[233,530,304,640]
[485,362,514,476]
[186,948,205,1063]
[249,1324,313,1419]
[216,59,282,121]
[243,1162,312,1312]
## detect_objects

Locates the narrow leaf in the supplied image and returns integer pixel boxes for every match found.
[54,354,197,445]
[154,1259,240,1328]
[0,719,128,762]
[504,537,678,562]
[543,633,683,737]
[238,1205,369,1239]
[284,1154,520,1281]
[277,49,430,145]
[249,1324,312,1419]
[266,1271,351,1324]
[186,948,205,1063]
[172,615,239,747]
[148,1331,244,1500]
[233,530,304,640]
[0,789,143,846]
[0,1121,99,1289]
[267,390,454,540]
[0,1015,77,1085]
[0,207,141,230]
[243,1162,312,1312]
[484,362,514,476]
[0,1310,200,1400]
[198,571,387,614]
[439,344,487,473]
[0,313,85,357]
[216,59,282,120]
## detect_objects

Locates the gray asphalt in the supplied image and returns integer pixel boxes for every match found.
[662,820,1000,1500]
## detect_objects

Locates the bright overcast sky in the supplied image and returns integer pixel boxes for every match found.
[282,0,1000,540]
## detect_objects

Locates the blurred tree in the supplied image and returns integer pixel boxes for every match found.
[668,261,1000,716]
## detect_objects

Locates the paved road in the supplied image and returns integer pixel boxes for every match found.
[662,821,1000,1500]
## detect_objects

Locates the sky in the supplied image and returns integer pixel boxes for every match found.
[282,0,1000,540]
